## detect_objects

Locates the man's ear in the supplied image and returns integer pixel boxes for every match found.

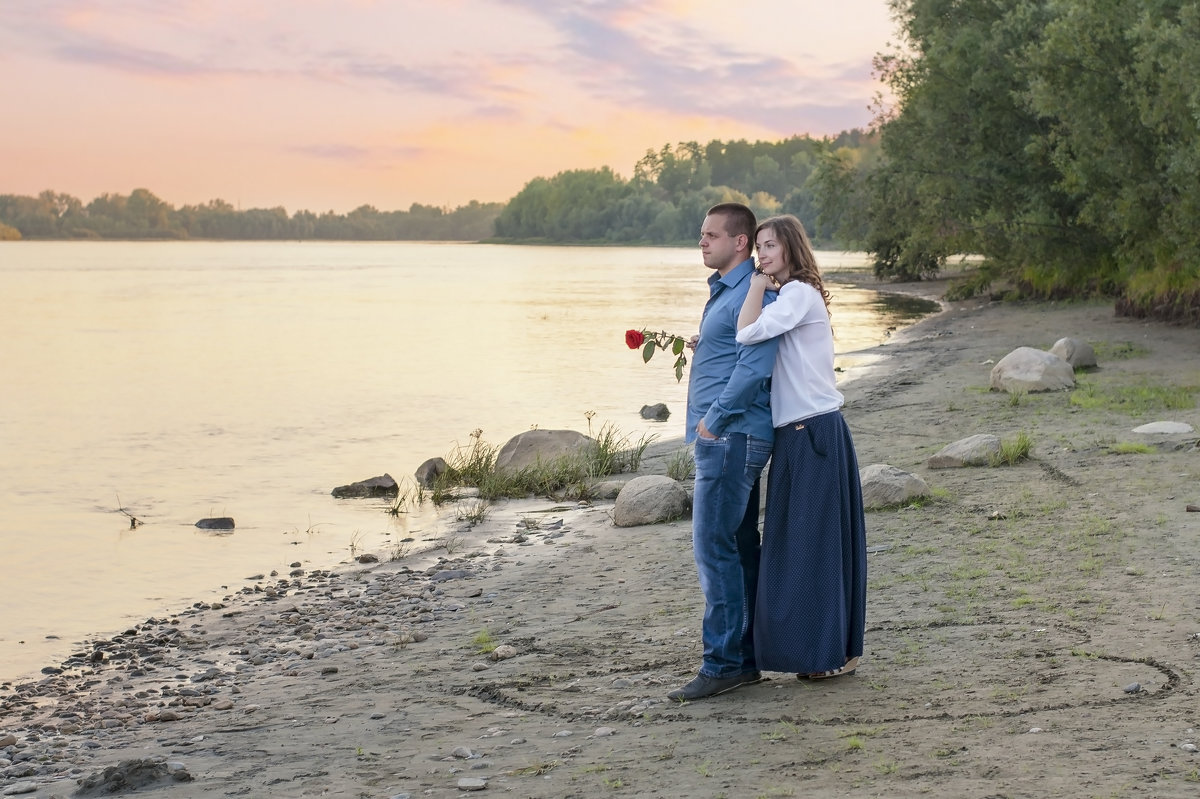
[736,233,750,253]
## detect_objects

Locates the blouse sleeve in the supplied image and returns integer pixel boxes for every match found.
[735,282,818,344]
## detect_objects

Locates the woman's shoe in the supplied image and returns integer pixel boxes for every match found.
[799,656,860,681]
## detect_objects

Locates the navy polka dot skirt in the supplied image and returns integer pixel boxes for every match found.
[753,410,867,674]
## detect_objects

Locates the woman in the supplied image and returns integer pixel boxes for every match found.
[735,214,867,680]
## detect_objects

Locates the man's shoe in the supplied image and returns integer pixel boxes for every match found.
[667,671,757,701]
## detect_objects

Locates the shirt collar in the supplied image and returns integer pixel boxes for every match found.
[709,257,756,290]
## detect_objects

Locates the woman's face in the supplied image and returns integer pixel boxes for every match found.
[755,227,790,281]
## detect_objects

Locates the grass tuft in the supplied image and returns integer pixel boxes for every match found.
[991,431,1032,466]
[666,446,695,481]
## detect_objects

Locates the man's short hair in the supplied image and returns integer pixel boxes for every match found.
[706,202,757,243]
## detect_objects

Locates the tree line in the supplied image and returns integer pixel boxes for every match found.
[491,131,872,246]
[824,0,1200,323]
[0,130,868,248]
[0,190,503,242]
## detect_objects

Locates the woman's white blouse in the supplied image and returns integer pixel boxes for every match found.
[735,280,844,427]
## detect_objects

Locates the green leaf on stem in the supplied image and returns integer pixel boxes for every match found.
[672,337,685,355]
[642,339,656,363]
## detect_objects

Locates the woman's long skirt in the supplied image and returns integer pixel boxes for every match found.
[753,409,867,674]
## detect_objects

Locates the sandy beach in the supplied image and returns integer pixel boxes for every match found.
[3,279,1199,798]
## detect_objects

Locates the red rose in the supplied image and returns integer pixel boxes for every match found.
[625,329,645,349]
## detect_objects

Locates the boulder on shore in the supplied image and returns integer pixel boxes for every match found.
[1049,337,1097,369]
[927,434,1001,468]
[331,473,399,498]
[614,475,689,527]
[859,464,930,509]
[990,347,1074,393]
[494,430,593,472]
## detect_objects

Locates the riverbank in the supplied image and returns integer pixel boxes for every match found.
[2,285,1199,798]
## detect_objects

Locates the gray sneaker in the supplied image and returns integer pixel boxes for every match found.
[667,670,760,701]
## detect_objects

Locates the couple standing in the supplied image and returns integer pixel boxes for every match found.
[667,202,868,702]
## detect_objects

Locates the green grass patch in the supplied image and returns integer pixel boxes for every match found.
[1069,379,1196,415]
[1106,441,1156,455]
[1091,340,1149,360]
[427,423,656,504]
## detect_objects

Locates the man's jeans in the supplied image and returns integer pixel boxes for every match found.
[691,432,772,678]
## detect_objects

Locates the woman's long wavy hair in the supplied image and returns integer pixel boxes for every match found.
[756,214,831,316]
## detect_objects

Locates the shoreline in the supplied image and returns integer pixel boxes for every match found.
[3,287,1199,798]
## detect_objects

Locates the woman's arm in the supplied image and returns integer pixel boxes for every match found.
[736,281,818,345]
[737,271,776,331]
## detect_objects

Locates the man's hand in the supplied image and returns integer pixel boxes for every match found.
[696,419,717,440]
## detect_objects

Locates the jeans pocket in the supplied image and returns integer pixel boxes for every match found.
[693,434,730,475]
[745,435,772,471]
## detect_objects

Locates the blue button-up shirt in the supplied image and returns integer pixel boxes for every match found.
[685,258,779,444]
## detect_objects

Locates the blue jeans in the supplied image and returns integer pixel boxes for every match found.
[691,432,772,678]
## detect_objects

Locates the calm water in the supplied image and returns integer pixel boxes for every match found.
[0,241,932,682]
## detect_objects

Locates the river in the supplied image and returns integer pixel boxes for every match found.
[0,240,934,682]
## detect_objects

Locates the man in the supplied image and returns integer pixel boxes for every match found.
[668,202,779,701]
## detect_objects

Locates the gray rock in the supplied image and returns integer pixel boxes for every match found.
[494,429,593,472]
[613,475,689,527]
[1132,421,1194,434]
[75,758,187,795]
[457,777,488,791]
[415,457,448,488]
[331,473,399,498]
[927,434,1001,468]
[195,517,235,530]
[990,347,1075,393]
[859,464,931,509]
[1049,337,1097,368]
[639,403,671,421]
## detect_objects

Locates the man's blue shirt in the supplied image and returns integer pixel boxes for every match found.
[685,258,779,444]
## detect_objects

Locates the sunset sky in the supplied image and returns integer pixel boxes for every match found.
[1,0,901,214]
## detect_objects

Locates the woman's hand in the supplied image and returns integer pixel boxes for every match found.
[750,270,780,291]
[685,334,699,352]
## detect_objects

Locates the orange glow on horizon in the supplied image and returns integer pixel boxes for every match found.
[0,0,899,213]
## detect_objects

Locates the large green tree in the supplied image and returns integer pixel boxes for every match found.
[860,0,1200,321]
[1026,0,1200,318]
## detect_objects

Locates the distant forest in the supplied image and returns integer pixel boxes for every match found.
[0,192,504,242]
[0,129,870,248]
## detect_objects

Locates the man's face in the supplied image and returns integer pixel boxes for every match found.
[699,214,742,274]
